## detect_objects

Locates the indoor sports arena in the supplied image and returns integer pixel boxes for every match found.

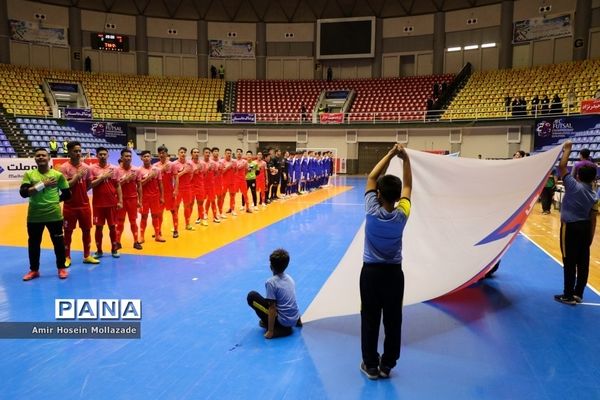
[0,0,599,399]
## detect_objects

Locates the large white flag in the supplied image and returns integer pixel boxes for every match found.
[303,146,562,322]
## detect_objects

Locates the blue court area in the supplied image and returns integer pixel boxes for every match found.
[0,177,599,399]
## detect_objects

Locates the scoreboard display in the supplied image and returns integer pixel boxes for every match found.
[91,33,129,52]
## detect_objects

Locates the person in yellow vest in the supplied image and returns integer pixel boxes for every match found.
[62,140,68,155]
[48,137,58,157]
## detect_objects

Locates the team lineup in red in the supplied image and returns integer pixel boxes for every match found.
[55,141,335,270]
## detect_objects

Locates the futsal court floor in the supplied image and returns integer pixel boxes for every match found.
[0,176,599,400]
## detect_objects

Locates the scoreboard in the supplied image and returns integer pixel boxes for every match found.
[91,33,129,52]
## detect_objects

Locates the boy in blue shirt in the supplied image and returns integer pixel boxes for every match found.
[361,143,412,380]
[555,140,598,305]
[247,249,302,338]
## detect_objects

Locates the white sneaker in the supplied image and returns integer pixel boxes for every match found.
[232,211,238,216]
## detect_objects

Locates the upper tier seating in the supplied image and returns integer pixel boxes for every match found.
[236,74,454,123]
[443,59,600,120]
[0,64,225,122]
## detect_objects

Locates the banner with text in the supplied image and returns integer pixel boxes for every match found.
[581,99,600,114]
[0,158,40,182]
[534,115,600,150]
[65,121,127,146]
[209,40,255,58]
[231,113,256,123]
[319,113,345,124]
[513,14,572,43]
[9,19,68,47]
[64,108,93,120]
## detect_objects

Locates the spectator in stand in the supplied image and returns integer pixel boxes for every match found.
[551,94,563,115]
[441,81,447,95]
[504,95,512,115]
[511,97,519,117]
[567,88,576,111]
[426,98,434,120]
[531,95,540,116]
[523,97,529,116]
[541,95,550,115]
[48,136,59,158]
[433,83,439,98]
[210,65,217,79]
[216,98,224,113]
[327,66,333,81]
[300,104,308,123]
[84,56,92,72]
[219,65,225,79]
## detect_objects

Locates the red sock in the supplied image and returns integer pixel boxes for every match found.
[82,229,91,258]
[95,226,103,252]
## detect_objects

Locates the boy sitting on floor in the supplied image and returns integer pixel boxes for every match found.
[247,249,302,338]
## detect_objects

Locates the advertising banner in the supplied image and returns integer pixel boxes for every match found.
[580,99,600,114]
[319,113,344,124]
[9,19,68,47]
[64,108,93,120]
[65,121,127,146]
[231,113,256,123]
[513,14,572,43]
[209,40,254,58]
[534,115,600,150]
[0,158,39,182]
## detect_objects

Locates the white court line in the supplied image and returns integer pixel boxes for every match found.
[520,232,600,298]
[580,302,600,307]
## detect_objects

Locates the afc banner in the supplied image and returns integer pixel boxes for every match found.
[65,121,127,146]
[534,114,600,150]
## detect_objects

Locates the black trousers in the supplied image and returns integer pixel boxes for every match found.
[269,175,280,200]
[27,220,66,271]
[540,187,554,212]
[360,262,404,369]
[245,179,257,207]
[560,221,592,298]
[246,291,293,338]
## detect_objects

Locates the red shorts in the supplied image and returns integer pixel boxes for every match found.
[176,188,194,206]
[142,196,162,215]
[93,206,116,226]
[63,206,92,230]
[118,197,138,218]
[163,190,175,211]
[194,187,205,201]
[235,180,248,193]
[204,186,215,200]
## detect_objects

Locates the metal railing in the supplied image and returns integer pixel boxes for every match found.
[7,106,582,125]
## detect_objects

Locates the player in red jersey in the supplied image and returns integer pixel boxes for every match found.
[153,146,176,237]
[190,147,207,226]
[139,150,165,243]
[256,151,268,208]
[60,141,100,266]
[173,146,195,235]
[212,147,226,220]
[221,148,237,215]
[234,148,252,213]
[202,147,220,223]
[115,148,143,250]
[89,146,122,258]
